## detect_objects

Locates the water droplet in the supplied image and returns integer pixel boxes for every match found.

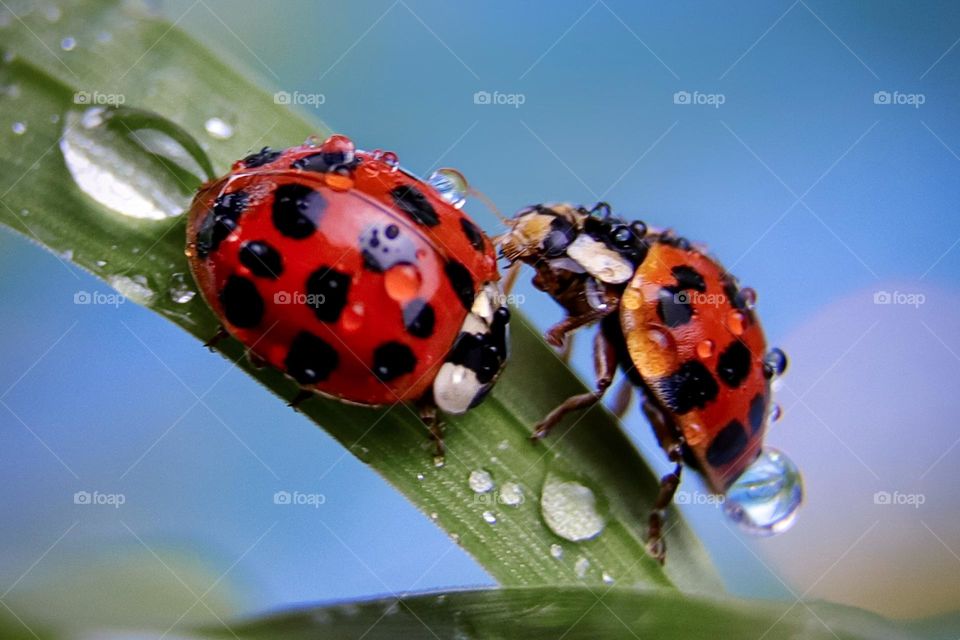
[203,116,233,140]
[468,469,494,494]
[59,249,74,261]
[426,168,468,209]
[769,403,782,423]
[383,601,400,616]
[49,113,59,123]
[382,151,399,168]
[416,473,425,481]
[19,208,29,216]
[433,455,445,469]
[763,348,788,379]
[60,106,213,220]
[43,5,62,22]
[727,310,745,336]
[540,475,606,542]
[499,482,524,506]
[95,260,106,267]
[482,510,497,524]
[602,571,615,585]
[168,273,196,304]
[325,171,354,192]
[736,287,757,310]
[107,274,154,304]
[574,556,590,578]
[2,83,21,99]
[384,264,422,303]
[350,442,371,463]
[60,36,76,51]
[497,440,509,451]
[429,512,438,520]
[549,543,564,560]
[724,447,803,536]
[11,121,26,135]
[321,134,356,164]
[96,31,112,43]
[696,339,714,360]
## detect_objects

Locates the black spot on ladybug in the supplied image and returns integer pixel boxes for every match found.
[706,420,749,467]
[360,223,417,272]
[291,152,330,173]
[653,359,719,415]
[284,331,339,385]
[447,333,501,384]
[444,260,475,310]
[403,299,435,338]
[239,240,283,279]
[748,393,767,434]
[460,217,485,251]
[391,185,439,227]
[717,340,752,388]
[272,183,326,239]
[196,190,249,258]
[657,287,693,327]
[373,342,417,381]
[671,265,706,292]
[219,275,263,328]
[305,266,351,323]
[242,147,281,168]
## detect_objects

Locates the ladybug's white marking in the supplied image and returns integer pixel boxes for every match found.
[565,234,634,284]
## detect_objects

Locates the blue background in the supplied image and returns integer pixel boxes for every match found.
[1,0,959,629]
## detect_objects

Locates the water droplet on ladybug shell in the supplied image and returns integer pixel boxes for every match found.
[763,348,788,379]
[384,264,421,302]
[426,168,468,209]
[736,287,757,310]
[696,339,714,359]
[325,170,353,192]
[726,310,745,336]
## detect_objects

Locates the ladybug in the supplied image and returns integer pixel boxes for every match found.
[499,202,799,562]
[186,134,509,452]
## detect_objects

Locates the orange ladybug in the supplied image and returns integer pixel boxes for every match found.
[499,202,801,563]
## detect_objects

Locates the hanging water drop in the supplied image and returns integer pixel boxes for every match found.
[763,348,788,379]
[204,116,233,140]
[426,168,468,209]
[723,447,803,536]
[60,106,214,220]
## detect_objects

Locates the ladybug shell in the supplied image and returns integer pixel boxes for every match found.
[186,145,498,406]
[619,241,769,493]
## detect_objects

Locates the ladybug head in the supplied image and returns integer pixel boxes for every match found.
[499,202,649,286]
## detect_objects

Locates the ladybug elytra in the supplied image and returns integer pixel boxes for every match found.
[186,134,509,451]
[499,202,802,562]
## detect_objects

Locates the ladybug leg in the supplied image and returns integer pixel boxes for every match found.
[544,306,615,348]
[558,332,575,364]
[418,401,445,458]
[608,376,634,420]
[642,396,686,564]
[203,326,230,351]
[288,389,314,411]
[532,330,616,440]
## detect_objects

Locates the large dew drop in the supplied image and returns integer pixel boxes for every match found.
[60,106,214,221]
[540,475,605,542]
[426,168,468,209]
[723,447,803,536]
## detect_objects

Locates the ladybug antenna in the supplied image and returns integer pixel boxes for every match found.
[468,185,510,227]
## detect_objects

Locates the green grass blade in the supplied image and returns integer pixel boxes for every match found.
[203,586,936,640]
[0,0,720,591]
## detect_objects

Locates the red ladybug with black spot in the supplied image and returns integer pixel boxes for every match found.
[186,134,509,450]
[499,202,799,563]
